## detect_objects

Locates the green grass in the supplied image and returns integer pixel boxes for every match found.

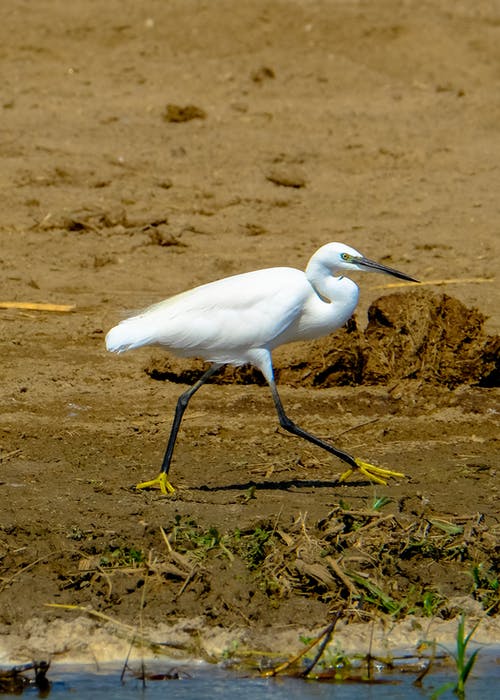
[431,614,481,699]
[471,563,499,614]
[167,515,276,567]
[100,545,145,567]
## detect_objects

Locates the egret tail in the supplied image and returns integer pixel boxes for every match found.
[105,316,158,353]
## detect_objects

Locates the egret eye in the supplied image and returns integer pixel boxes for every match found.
[340,252,352,261]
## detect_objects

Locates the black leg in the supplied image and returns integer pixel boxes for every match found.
[267,379,405,484]
[137,361,404,495]
[268,379,358,470]
[136,363,222,494]
[160,364,222,475]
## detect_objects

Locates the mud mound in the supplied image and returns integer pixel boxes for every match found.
[145,291,498,388]
[363,290,498,387]
[274,318,364,387]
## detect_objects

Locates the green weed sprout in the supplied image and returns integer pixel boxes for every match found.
[431,614,480,699]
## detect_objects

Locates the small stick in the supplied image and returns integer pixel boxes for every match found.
[335,418,380,439]
[371,276,492,290]
[262,617,339,678]
[326,556,360,597]
[0,449,22,463]
[45,603,138,632]
[262,632,323,677]
[159,526,173,553]
[0,551,61,590]
[300,614,340,678]
[413,640,436,687]
[0,301,75,312]
[45,603,187,651]
[366,619,375,681]
[175,565,199,600]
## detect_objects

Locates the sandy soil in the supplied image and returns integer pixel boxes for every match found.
[0,0,499,665]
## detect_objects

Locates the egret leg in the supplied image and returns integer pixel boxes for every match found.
[268,380,404,485]
[136,364,221,495]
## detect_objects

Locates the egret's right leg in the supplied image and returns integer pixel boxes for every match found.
[136,364,221,495]
[267,379,404,485]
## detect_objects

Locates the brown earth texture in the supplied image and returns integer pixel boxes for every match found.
[1,0,499,668]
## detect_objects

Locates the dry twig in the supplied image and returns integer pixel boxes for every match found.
[0,301,75,312]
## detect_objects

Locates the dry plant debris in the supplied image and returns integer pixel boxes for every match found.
[20,505,497,636]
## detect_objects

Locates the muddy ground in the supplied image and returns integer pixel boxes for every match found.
[0,0,499,665]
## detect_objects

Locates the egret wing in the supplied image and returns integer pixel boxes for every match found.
[106,267,310,362]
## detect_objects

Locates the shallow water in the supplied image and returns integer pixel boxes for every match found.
[5,650,500,700]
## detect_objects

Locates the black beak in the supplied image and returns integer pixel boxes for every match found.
[357,256,419,282]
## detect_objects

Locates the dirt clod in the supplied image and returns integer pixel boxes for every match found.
[163,104,207,123]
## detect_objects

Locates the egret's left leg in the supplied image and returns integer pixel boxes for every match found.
[136,364,222,495]
[268,380,404,485]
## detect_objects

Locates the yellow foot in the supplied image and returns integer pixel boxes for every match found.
[339,458,405,486]
[136,473,175,495]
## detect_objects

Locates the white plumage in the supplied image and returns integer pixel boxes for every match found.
[106,242,417,494]
[106,267,358,366]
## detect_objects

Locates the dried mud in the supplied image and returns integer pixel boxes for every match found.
[1,0,499,664]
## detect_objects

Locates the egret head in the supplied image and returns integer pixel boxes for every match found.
[312,242,418,282]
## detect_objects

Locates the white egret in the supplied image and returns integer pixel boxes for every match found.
[106,242,418,495]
